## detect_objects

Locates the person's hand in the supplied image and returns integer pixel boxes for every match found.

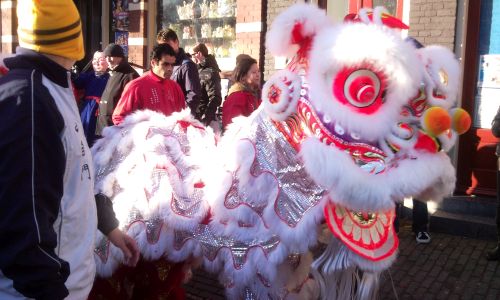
[107,228,140,267]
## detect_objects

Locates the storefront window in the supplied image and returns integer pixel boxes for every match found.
[157,0,237,70]
[372,0,397,16]
[347,0,403,19]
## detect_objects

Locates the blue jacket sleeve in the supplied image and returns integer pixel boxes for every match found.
[0,75,69,300]
[73,71,92,90]
[184,61,202,114]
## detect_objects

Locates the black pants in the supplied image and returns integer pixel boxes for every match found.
[412,199,429,233]
[393,199,429,233]
[496,159,500,233]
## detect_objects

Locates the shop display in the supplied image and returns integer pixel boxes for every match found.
[201,23,212,38]
[182,25,194,39]
[217,0,234,17]
[158,0,237,64]
[223,24,234,38]
[212,26,223,38]
[200,0,209,18]
[209,1,218,18]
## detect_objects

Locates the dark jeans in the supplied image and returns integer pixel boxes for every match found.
[412,199,429,233]
[393,199,429,233]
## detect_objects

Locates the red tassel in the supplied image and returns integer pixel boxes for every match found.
[291,22,313,59]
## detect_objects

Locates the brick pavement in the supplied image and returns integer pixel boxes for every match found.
[184,219,499,299]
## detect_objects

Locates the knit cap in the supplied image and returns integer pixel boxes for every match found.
[103,43,125,58]
[17,0,84,61]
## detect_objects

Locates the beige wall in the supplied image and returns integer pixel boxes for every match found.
[408,0,457,51]
[235,0,265,61]
[263,0,300,80]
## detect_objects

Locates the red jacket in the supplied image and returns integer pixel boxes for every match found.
[112,71,186,125]
[222,83,260,129]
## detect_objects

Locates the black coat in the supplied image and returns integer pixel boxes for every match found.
[492,106,500,156]
[196,54,222,124]
[96,61,139,135]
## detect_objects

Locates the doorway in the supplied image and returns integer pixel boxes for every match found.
[74,0,103,71]
[456,0,499,196]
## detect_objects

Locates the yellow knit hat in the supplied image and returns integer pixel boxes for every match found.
[17,0,84,61]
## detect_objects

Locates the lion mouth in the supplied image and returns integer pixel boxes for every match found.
[275,98,390,174]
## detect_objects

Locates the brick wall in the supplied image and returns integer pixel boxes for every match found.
[408,0,457,51]
[1,0,18,53]
[263,0,298,80]
[235,0,265,72]
[128,1,148,71]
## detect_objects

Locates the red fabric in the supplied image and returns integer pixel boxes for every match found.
[343,12,409,29]
[222,90,260,129]
[71,82,82,105]
[112,71,186,125]
[0,66,9,76]
[88,258,186,300]
[291,22,313,59]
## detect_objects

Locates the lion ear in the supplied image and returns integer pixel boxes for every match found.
[417,45,461,109]
[262,70,301,121]
[265,3,331,59]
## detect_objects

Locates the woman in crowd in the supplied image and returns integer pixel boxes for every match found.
[74,51,110,146]
[222,56,261,130]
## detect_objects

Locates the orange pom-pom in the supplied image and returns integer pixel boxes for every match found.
[450,108,471,135]
[421,106,452,137]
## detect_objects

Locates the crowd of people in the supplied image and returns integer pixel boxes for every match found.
[73,29,260,148]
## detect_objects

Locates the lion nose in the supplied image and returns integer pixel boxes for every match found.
[421,106,452,137]
[450,107,471,135]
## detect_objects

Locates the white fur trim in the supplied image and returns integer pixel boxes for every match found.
[437,130,458,152]
[265,3,332,57]
[301,138,456,212]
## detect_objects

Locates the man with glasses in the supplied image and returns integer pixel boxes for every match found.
[73,51,110,146]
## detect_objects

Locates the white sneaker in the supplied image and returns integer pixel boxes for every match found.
[416,231,431,244]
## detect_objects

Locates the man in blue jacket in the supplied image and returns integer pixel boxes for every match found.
[0,1,138,299]
[157,29,201,116]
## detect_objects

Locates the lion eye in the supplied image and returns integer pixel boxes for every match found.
[345,69,380,107]
[332,67,386,115]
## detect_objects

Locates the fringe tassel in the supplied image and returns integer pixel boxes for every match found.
[311,237,381,300]
[357,271,380,300]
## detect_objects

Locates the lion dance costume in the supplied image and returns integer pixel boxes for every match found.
[91,4,471,299]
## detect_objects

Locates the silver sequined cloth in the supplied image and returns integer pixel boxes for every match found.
[174,224,280,270]
[251,115,325,227]
[243,287,257,300]
[224,171,270,220]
